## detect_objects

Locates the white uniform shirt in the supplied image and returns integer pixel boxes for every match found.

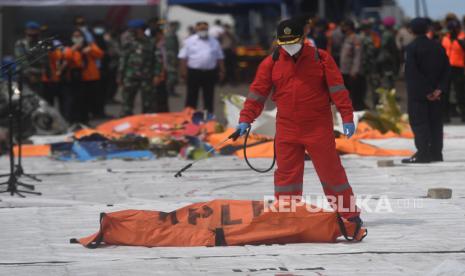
[178,34,224,70]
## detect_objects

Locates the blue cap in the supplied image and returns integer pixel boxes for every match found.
[25,21,40,30]
[127,19,146,29]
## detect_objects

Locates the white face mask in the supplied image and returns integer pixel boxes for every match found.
[93,27,105,35]
[72,36,84,45]
[282,43,302,56]
[197,30,208,39]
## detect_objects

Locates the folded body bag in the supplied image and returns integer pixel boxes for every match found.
[72,200,366,248]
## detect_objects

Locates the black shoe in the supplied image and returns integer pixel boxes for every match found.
[402,155,431,164]
[431,155,443,162]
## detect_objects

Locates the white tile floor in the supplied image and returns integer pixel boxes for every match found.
[1,126,465,275]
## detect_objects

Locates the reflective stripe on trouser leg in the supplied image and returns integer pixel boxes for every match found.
[274,138,305,199]
[275,183,303,194]
[304,135,360,219]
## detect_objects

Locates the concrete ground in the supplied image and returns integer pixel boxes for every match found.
[1,126,465,275]
[1,82,465,275]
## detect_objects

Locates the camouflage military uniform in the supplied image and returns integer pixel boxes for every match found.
[378,29,400,89]
[164,29,179,96]
[14,38,48,94]
[360,32,381,107]
[118,33,162,116]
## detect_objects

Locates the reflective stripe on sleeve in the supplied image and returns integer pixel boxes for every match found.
[328,84,347,94]
[275,183,303,193]
[321,182,351,192]
[246,91,267,104]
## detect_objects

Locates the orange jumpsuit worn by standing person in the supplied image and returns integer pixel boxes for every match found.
[64,42,104,123]
[239,21,360,220]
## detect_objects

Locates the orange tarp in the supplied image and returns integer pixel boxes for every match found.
[207,128,272,148]
[75,199,366,248]
[96,109,194,138]
[209,128,413,157]
[74,128,121,140]
[352,122,414,139]
[93,108,218,139]
[335,139,413,156]
[13,144,50,157]
[234,139,413,158]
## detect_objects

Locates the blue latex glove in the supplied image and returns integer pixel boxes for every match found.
[343,123,355,138]
[236,122,251,136]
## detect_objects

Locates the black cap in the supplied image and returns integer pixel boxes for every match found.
[409,18,428,35]
[277,19,303,45]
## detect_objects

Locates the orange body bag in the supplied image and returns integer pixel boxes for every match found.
[73,199,366,248]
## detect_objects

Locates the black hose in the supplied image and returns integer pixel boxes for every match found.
[243,127,276,173]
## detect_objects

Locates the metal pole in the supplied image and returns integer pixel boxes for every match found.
[159,0,168,19]
[415,0,420,17]
[0,7,3,60]
[280,1,287,19]
[318,0,325,18]
[421,0,429,17]
[7,71,15,179]
[17,70,23,168]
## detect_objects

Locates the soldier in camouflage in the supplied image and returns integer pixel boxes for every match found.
[165,21,180,97]
[117,19,163,116]
[360,21,381,108]
[378,17,400,90]
[14,21,48,95]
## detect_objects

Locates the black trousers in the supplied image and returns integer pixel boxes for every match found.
[63,81,83,124]
[343,74,366,111]
[186,68,217,113]
[223,48,237,85]
[408,100,443,159]
[84,80,104,117]
[444,66,465,120]
[41,82,65,114]
[154,81,169,113]
[104,68,118,102]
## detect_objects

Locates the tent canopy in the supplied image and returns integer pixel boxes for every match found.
[0,0,160,5]
[168,0,281,4]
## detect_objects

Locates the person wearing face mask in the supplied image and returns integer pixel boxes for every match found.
[236,19,362,228]
[178,21,225,116]
[117,19,164,116]
[60,31,84,123]
[165,21,181,97]
[340,19,365,111]
[74,15,94,44]
[62,29,104,124]
[441,19,465,123]
[14,21,47,95]
[91,21,113,118]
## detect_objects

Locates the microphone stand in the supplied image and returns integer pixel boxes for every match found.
[13,69,42,182]
[0,39,54,197]
[0,67,40,196]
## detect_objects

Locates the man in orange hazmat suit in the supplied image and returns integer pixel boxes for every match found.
[236,19,362,226]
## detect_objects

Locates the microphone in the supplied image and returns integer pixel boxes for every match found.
[28,36,60,53]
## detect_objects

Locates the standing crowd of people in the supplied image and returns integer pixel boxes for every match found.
[301,13,465,124]
[11,12,465,128]
[13,16,239,125]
